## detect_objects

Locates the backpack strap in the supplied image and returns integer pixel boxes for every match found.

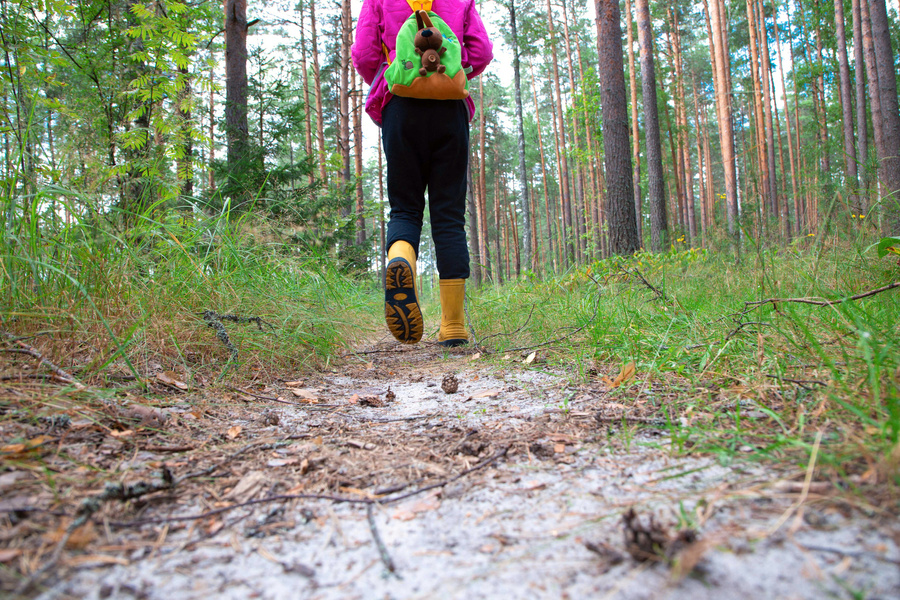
[406,0,433,12]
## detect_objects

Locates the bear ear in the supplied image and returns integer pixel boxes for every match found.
[418,10,434,28]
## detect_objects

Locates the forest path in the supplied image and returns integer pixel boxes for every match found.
[33,339,900,599]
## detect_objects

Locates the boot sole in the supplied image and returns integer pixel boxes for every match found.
[385,258,423,344]
[438,338,468,347]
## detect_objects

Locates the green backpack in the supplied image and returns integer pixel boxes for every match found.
[384,2,470,100]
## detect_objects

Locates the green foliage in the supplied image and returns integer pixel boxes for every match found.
[0,180,377,378]
[465,240,900,479]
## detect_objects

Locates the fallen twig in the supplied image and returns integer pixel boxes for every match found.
[13,467,175,594]
[502,292,602,354]
[1,334,86,390]
[109,446,510,528]
[200,310,276,359]
[768,430,823,536]
[798,543,900,566]
[620,267,673,305]
[367,504,401,579]
[477,304,537,345]
[744,281,900,310]
[764,374,827,390]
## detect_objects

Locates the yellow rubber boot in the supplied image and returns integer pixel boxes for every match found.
[384,241,423,344]
[437,279,468,347]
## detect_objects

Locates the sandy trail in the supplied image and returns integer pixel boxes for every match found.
[33,341,900,599]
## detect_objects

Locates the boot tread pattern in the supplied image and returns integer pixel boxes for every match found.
[385,258,423,344]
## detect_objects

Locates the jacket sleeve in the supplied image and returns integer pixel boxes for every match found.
[352,0,384,85]
[461,0,493,78]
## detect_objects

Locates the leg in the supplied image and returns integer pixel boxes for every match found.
[425,100,470,345]
[426,100,470,280]
[381,98,429,343]
[383,97,429,255]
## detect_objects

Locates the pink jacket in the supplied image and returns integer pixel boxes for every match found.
[352,0,493,126]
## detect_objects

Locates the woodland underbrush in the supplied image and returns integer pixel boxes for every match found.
[463,236,900,491]
[2,194,899,493]
[0,202,379,384]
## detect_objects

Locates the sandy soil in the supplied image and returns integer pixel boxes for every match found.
[14,340,900,599]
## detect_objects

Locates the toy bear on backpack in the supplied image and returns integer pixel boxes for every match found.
[383,4,470,101]
[414,11,446,76]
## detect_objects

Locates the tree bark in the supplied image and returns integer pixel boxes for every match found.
[339,0,352,218]
[772,0,799,236]
[509,1,531,271]
[224,0,249,208]
[636,0,667,252]
[868,0,900,234]
[851,0,869,205]
[625,0,642,247]
[706,0,739,248]
[548,0,574,263]
[860,0,884,206]
[756,0,779,233]
[834,0,860,208]
[353,70,365,246]
[595,0,639,255]
[309,0,327,183]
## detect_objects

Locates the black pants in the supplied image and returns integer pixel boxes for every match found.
[382,96,470,279]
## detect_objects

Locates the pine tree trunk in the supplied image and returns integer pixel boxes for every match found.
[625,0,642,246]
[772,3,799,237]
[379,143,387,285]
[595,0,639,255]
[868,0,900,234]
[309,0,327,183]
[756,0,779,234]
[531,66,558,273]
[466,162,480,285]
[353,70,365,246]
[746,0,768,227]
[636,0,668,251]
[339,0,352,218]
[561,0,586,262]
[706,0,739,248]
[299,5,314,186]
[834,0,860,209]
[478,85,491,280]
[814,0,830,176]
[860,0,885,206]
[851,0,869,205]
[548,0,574,264]
[671,10,696,243]
[208,63,216,192]
[509,1,531,270]
[177,65,193,197]
[225,0,249,209]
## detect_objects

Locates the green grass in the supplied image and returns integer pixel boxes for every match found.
[1,193,380,383]
[4,184,899,490]
[461,239,900,485]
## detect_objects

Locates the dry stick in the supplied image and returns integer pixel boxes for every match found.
[768,430,823,536]
[503,292,603,354]
[620,267,673,305]
[175,436,308,485]
[477,304,537,345]
[797,544,900,566]
[367,504,401,579]
[109,446,510,528]
[0,336,86,390]
[745,281,900,309]
[764,374,827,390]
[14,468,175,595]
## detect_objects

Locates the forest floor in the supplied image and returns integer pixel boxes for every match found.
[2,336,900,599]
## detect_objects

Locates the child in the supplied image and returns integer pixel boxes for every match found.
[352,0,493,346]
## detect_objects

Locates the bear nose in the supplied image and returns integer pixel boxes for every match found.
[421,30,432,37]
